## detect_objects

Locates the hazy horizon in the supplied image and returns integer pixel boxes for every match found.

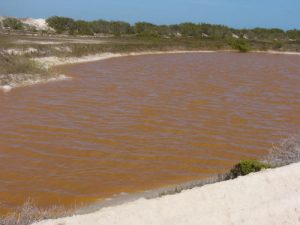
[0,0,299,30]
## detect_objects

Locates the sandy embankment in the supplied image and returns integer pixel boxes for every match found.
[32,49,300,90]
[34,50,216,67]
[34,49,300,68]
[33,162,300,225]
[0,50,214,92]
[253,50,300,55]
[1,49,300,92]
[0,74,68,92]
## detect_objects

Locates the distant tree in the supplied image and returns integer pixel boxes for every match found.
[46,16,75,34]
[157,25,171,36]
[199,23,232,39]
[110,21,131,35]
[287,29,300,40]
[90,20,110,33]
[73,20,93,35]
[169,24,180,36]
[179,23,198,36]
[44,15,300,42]
[134,22,157,35]
[247,28,286,41]
[2,18,23,30]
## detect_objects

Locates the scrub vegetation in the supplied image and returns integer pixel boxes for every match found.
[0,16,300,80]
[230,39,251,52]
[0,53,46,75]
[44,16,300,42]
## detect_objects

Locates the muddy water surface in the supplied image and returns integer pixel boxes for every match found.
[0,52,300,213]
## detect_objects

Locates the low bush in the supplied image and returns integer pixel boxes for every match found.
[230,39,251,52]
[2,18,24,30]
[227,160,271,179]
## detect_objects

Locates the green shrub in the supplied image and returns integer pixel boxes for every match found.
[46,16,75,34]
[2,18,24,30]
[230,39,251,52]
[227,160,271,179]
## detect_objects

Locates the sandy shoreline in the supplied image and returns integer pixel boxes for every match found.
[0,74,69,92]
[253,50,300,55]
[1,49,299,92]
[34,50,216,67]
[34,162,300,225]
[34,49,300,67]
[75,173,228,216]
[1,50,215,92]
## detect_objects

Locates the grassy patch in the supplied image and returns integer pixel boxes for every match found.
[0,53,49,75]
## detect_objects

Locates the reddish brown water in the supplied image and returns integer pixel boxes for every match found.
[0,52,300,214]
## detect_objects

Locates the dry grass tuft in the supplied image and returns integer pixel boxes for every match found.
[264,136,300,166]
[0,52,48,75]
[0,200,74,225]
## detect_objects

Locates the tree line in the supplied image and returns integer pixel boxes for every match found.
[1,16,300,41]
[45,16,300,41]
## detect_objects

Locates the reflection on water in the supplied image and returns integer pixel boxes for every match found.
[0,52,300,213]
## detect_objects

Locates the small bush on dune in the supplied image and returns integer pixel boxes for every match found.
[227,160,271,179]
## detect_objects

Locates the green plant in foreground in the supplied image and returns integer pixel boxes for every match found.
[227,160,271,179]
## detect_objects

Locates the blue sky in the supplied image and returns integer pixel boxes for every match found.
[0,0,299,29]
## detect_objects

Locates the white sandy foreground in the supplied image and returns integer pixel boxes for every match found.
[34,162,300,225]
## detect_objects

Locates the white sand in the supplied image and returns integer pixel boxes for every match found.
[35,49,300,68]
[0,17,49,30]
[34,162,300,225]
[254,50,300,55]
[0,85,12,93]
[0,74,69,93]
[3,48,38,55]
[34,50,216,68]
[20,18,49,30]
[15,38,106,45]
